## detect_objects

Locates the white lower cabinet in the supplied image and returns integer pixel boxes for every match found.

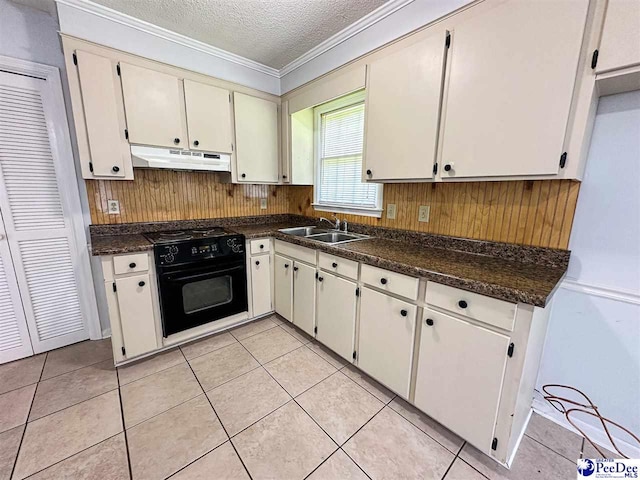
[274,254,293,321]
[114,273,158,358]
[292,261,315,336]
[316,272,357,361]
[250,255,272,317]
[358,287,417,398]
[414,308,511,454]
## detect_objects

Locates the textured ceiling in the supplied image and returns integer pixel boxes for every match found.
[89,0,388,69]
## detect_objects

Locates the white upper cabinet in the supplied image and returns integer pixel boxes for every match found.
[74,50,132,179]
[439,0,589,179]
[363,30,447,181]
[596,0,640,74]
[120,63,188,149]
[184,79,233,153]
[233,92,279,183]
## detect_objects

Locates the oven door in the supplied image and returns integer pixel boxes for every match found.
[158,260,248,337]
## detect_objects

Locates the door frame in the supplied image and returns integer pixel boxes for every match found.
[0,55,101,342]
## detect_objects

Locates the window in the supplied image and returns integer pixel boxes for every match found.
[313,92,382,217]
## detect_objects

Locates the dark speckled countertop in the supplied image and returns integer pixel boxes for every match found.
[89,214,568,307]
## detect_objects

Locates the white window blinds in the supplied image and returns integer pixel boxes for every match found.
[316,98,381,213]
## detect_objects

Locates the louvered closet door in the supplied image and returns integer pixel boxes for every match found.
[0,211,33,363]
[0,71,89,354]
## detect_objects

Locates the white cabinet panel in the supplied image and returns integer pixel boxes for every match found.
[120,63,187,149]
[597,0,640,73]
[440,0,588,178]
[415,308,510,454]
[115,274,158,358]
[75,50,131,179]
[233,92,279,183]
[364,31,446,180]
[184,79,233,153]
[250,255,272,317]
[358,287,416,398]
[316,272,357,361]
[293,261,315,337]
[274,254,293,321]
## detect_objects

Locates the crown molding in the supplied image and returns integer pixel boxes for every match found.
[279,0,416,77]
[54,0,280,78]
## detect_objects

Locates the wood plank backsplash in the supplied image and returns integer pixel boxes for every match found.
[288,180,580,250]
[87,171,579,249]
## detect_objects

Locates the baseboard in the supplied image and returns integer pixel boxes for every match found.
[532,392,640,458]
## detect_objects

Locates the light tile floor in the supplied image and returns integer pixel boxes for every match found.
[0,314,603,479]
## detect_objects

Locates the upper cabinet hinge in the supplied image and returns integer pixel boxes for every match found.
[231,144,234,152]
[116,64,121,76]
[559,152,567,169]
[433,163,438,175]
[124,129,129,140]
[492,438,498,450]
[355,287,360,297]
[112,282,117,292]
[72,53,78,65]
[89,162,94,173]
[591,49,599,69]
[507,343,514,358]
[229,93,231,102]
[445,32,451,48]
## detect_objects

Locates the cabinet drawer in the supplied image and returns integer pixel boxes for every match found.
[113,253,149,275]
[426,282,516,331]
[361,264,418,300]
[274,240,316,265]
[318,252,358,280]
[250,238,271,255]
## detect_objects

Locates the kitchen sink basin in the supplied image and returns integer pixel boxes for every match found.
[278,226,328,237]
[306,232,370,244]
[279,226,369,245]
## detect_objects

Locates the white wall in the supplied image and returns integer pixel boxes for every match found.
[535,91,640,451]
[280,0,471,93]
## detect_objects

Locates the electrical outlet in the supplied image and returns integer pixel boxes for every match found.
[107,200,120,215]
[386,204,397,220]
[260,198,268,210]
[418,205,430,223]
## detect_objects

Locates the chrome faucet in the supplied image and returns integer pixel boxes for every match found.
[319,216,340,230]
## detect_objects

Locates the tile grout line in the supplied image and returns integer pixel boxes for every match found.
[39,353,113,383]
[439,442,466,480]
[28,385,121,424]
[337,447,374,480]
[9,352,46,480]
[116,367,134,480]
[525,433,582,466]
[179,345,255,480]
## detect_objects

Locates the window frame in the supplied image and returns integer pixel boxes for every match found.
[312,91,383,218]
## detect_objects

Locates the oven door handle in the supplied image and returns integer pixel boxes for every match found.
[164,264,244,282]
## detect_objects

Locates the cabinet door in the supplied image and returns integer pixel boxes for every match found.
[358,287,416,398]
[250,256,272,317]
[414,308,510,454]
[316,272,357,361]
[115,274,158,358]
[234,93,279,183]
[293,261,315,336]
[597,0,640,73]
[120,63,187,148]
[274,254,293,321]
[184,80,233,153]
[363,31,446,180]
[440,0,588,178]
[75,51,131,178]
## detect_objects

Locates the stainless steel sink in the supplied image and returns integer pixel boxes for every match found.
[278,226,328,237]
[306,232,370,245]
[278,226,369,245]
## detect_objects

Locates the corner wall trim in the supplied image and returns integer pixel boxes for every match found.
[54,0,280,78]
[560,279,640,305]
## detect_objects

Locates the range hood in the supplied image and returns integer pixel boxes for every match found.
[131,145,231,172]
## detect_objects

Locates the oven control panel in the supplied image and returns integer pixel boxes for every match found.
[155,235,245,266]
